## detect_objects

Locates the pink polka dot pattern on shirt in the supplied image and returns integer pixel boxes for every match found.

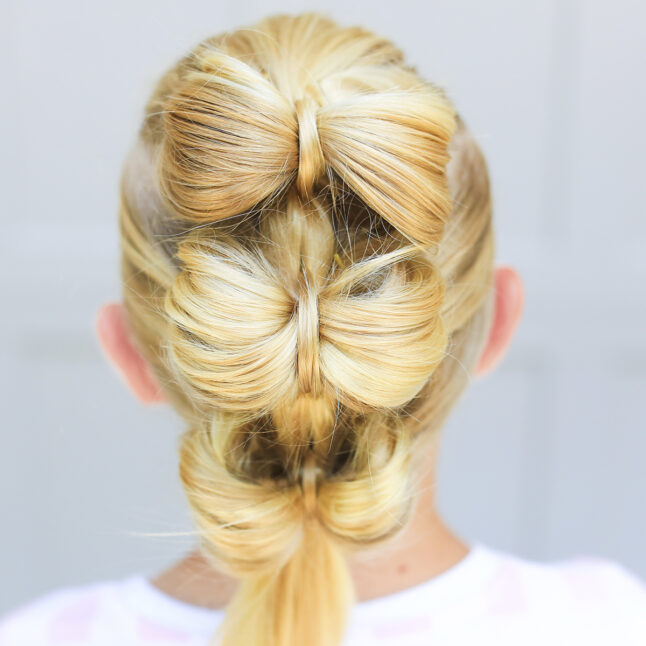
[49,591,100,643]
[485,561,529,616]
[371,613,433,640]
[137,616,192,642]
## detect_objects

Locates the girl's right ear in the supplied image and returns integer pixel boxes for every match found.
[95,302,167,404]
[474,266,524,377]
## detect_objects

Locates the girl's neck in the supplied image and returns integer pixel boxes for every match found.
[150,501,469,610]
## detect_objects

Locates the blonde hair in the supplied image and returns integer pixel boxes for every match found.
[118,12,494,646]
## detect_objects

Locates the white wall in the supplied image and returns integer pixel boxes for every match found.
[1,0,644,613]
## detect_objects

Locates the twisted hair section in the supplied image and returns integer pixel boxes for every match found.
[118,12,495,646]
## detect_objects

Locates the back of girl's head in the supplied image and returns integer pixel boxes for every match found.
[118,12,494,646]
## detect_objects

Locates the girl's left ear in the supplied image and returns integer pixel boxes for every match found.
[95,302,167,404]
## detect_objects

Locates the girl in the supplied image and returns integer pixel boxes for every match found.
[2,11,644,646]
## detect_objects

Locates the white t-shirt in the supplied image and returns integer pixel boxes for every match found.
[1,543,645,645]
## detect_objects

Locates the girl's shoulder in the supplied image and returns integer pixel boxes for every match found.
[454,545,646,643]
[0,579,126,646]
[473,543,646,611]
[0,575,205,646]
